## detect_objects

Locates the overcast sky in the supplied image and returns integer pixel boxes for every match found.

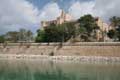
[0,0,120,34]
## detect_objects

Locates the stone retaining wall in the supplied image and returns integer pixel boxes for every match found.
[0,42,120,57]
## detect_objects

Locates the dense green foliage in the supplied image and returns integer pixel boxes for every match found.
[0,35,5,43]
[18,29,33,42]
[78,15,99,33]
[36,22,76,42]
[1,29,33,43]
[110,16,120,28]
[36,29,46,42]
[78,15,99,41]
[107,30,116,39]
[5,31,19,42]
[108,26,120,41]
[107,16,120,41]
[36,14,99,42]
[1,15,120,42]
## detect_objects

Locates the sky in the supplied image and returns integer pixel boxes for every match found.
[0,0,120,34]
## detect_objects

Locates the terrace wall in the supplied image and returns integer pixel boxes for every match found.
[0,42,120,57]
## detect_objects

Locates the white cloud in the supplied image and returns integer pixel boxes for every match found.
[39,2,61,21]
[69,1,95,19]
[1,0,120,34]
[94,0,120,21]
[0,1,62,34]
[0,0,39,34]
[68,0,120,22]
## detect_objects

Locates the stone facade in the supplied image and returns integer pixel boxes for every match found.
[95,18,110,32]
[41,10,112,42]
[41,10,72,28]
[95,18,111,41]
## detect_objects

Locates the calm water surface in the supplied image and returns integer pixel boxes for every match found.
[0,59,120,80]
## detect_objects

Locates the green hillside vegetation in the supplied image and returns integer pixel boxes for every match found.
[107,16,120,41]
[36,14,99,42]
[36,15,120,42]
[0,29,33,43]
[1,15,120,43]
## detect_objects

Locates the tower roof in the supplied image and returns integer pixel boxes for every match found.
[61,10,65,18]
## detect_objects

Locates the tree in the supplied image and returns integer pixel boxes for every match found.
[36,29,46,42]
[5,31,19,42]
[36,14,100,42]
[36,22,76,43]
[108,27,120,41]
[64,22,76,39]
[107,30,116,39]
[26,30,33,42]
[0,28,33,43]
[110,16,120,28]
[116,26,120,41]
[108,16,120,41]
[78,14,98,33]
[44,24,64,42]
[78,14,99,41]
[0,35,5,43]
[18,28,27,41]
[18,29,33,42]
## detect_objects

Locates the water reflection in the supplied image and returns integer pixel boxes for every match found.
[0,60,120,80]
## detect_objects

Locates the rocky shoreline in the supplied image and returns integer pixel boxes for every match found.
[0,54,120,63]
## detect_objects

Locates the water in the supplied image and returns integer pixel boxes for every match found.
[0,59,120,80]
